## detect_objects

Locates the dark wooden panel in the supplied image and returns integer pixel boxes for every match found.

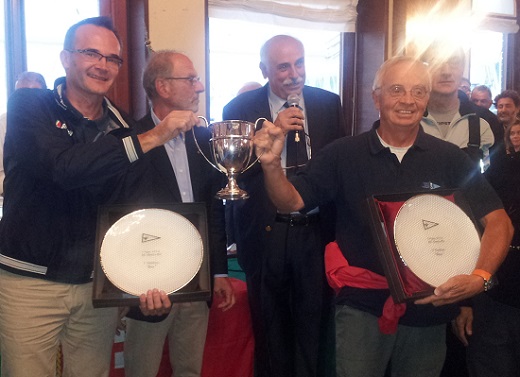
[100,0,148,118]
[353,0,389,135]
[341,33,355,136]
[505,0,520,92]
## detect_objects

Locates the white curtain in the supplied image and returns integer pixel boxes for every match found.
[479,17,519,34]
[473,0,519,33]
[208,0,359,32]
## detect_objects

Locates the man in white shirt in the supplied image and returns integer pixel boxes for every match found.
[123,50,235,377]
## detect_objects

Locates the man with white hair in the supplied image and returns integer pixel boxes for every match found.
[223,35,346,377]
[253,55,512,377]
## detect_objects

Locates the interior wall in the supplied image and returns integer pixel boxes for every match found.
[101,0,148,118]
[507,1,520,92]
[353,0,390,135]
[147,0,208,116]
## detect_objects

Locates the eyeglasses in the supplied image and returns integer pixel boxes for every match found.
[66,49,123,69]
[163,76,201,86]
[377,85,428,100]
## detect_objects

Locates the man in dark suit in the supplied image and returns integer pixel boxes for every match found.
[223,35,346,377]
[123,50,235,377]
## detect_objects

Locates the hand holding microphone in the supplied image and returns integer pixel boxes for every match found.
[284,94,309,172]
[287,93,300,108]
[287,94,302,142]
[273,93,304,136]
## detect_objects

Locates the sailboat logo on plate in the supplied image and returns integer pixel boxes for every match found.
[422,219,439,230]
[142,233,161,243]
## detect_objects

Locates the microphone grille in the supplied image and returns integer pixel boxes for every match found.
[287,94,300,107]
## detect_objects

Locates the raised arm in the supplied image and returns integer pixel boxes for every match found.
[254,120,305,213]
[137,110,199,153]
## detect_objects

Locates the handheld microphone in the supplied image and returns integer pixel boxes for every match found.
[287,94,301,142]
[287,93,300,108]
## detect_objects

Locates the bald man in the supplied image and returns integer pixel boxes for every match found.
[123,50,235,377]
[223,35,346,377]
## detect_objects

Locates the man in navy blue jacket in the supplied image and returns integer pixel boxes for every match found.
[223,35,346,377]
[0,17,197,376]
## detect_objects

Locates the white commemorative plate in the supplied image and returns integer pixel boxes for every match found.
[100,208,203,296]
[393,194,480,287]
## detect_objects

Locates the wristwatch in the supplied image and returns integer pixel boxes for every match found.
[472,269,496,292]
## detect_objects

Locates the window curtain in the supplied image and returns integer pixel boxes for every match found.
[478,17,519,34]
[473,0,519,33]
[208,0,359,32]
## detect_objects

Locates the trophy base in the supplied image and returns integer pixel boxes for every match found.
[215,188,249,201]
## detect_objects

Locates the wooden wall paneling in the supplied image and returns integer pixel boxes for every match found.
[341,32,356,136]
[100,0,129,114]
[343,0,407,136]
[127,0,148,119]
[100,0,148,118]
[506,0,520,92]
[353,0,390,135]
[391,0,408,56]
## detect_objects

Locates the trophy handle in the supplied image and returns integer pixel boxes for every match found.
[192,116,221,172]
[241,117,268,173]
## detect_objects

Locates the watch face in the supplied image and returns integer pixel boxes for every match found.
[486,276,497,291]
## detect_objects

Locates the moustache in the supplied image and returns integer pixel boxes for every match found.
[282,78,304,86]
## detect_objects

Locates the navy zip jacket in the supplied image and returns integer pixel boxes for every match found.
[0,77,143,284]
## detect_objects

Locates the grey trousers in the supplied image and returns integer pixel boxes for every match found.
[335,305,446,377]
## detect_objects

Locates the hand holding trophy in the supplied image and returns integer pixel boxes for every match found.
[193,117,267,200]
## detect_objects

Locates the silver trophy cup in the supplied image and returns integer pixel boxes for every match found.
[194,117,266,200]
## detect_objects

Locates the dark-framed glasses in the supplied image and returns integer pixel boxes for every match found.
[378,85,428,100]
[66,49,123,69]
[163,76,201,86]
